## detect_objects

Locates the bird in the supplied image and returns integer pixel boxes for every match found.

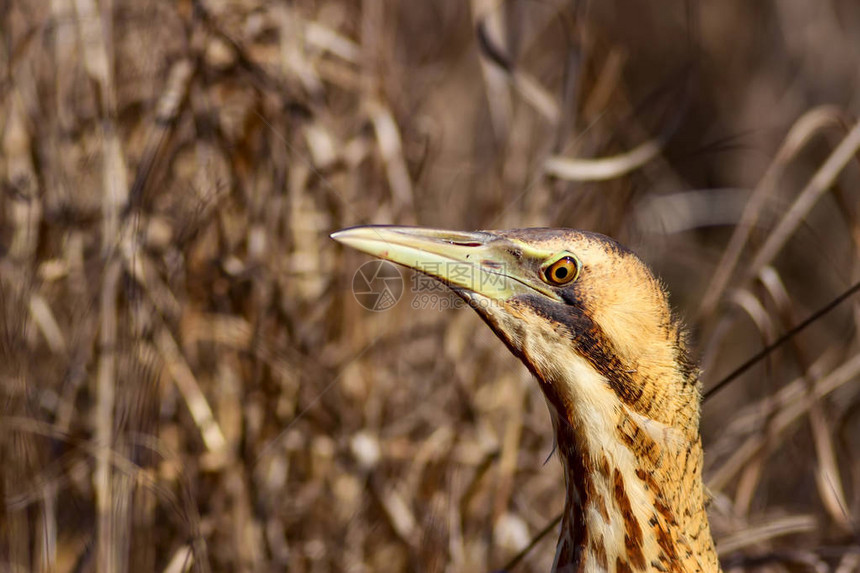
[331,225,721,573]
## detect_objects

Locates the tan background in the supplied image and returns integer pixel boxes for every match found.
[2,1,860,571]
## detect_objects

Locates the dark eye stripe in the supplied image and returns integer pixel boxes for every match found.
[519,293,645,409]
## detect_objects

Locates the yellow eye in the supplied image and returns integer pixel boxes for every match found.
[544,256,579,286]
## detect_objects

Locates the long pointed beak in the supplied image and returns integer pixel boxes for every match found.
[331,225,548,301]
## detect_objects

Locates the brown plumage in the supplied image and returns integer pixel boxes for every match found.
[332,226,721,573]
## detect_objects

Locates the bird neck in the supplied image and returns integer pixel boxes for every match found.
[539,360,721,573]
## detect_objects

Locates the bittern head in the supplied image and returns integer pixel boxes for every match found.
[332,226,719,572]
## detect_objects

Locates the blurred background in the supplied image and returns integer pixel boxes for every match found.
[2,0,860,571]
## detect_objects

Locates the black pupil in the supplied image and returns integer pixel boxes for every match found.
[554,266,568,280]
